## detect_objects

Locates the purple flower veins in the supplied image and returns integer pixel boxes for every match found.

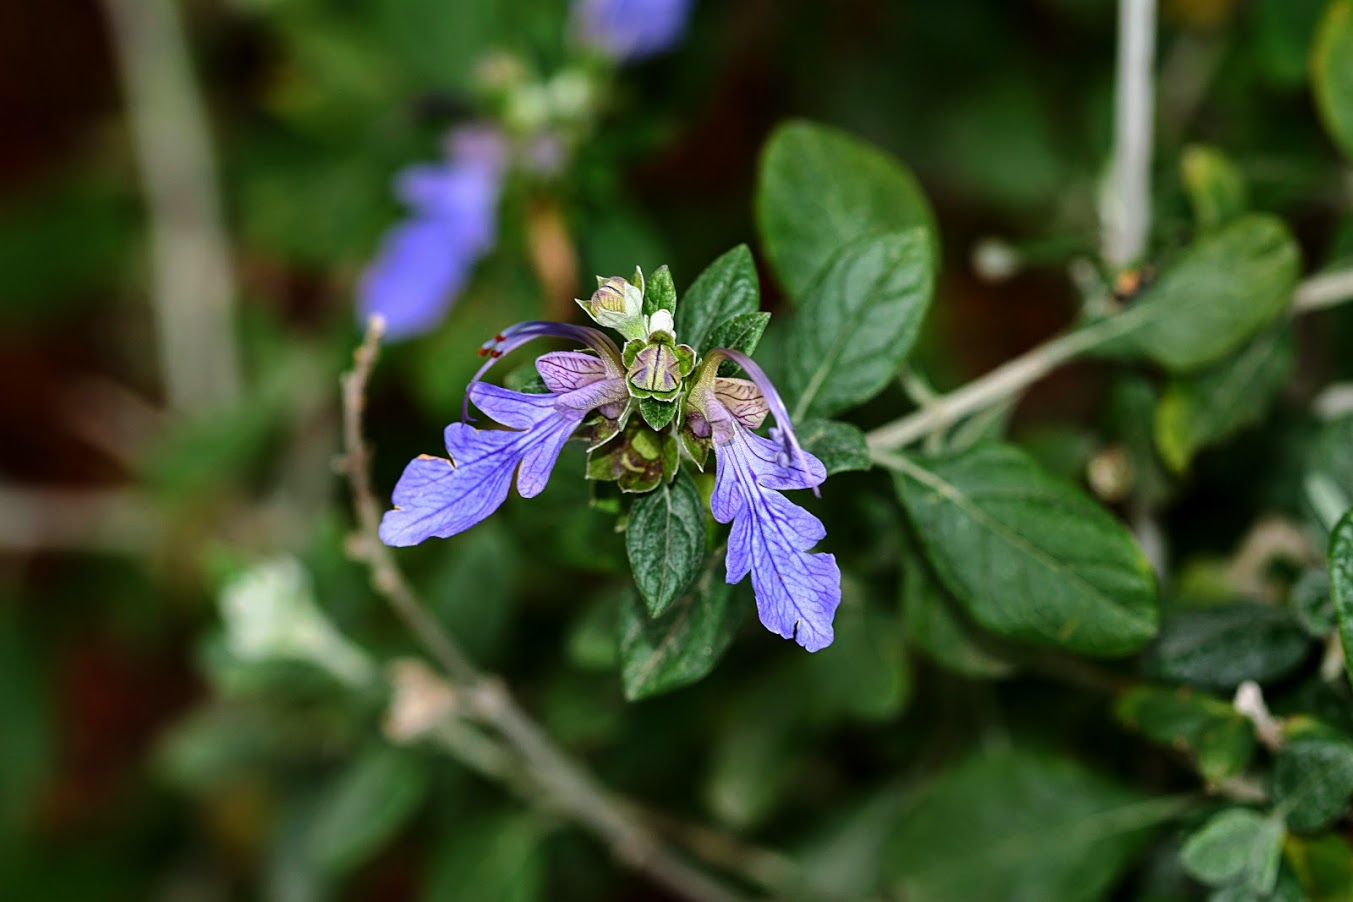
[380,272,842,652]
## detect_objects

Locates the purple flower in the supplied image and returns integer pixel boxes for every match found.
[358,126,508,341]
[687,350,841,652]
[573,0,694,61]
[380,325,628,545]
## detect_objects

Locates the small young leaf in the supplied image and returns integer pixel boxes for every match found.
[796,418,872,475]
[308,745,429,876]
[757,120,936,301]
[1181,145,1248,233]
[625,471,707,616]
[1273,733,1353,833]
[1313,0,1353,163]
[1180,807,1285,892]
[1154,326,1293,472]
[674,245,759,353]
[637,396,678,431]
[620,576,739,701]
[707,311,771,375]
[1329,510,1353,689]
[644,264,677,316]
[882,749,1176,902]
[1143,603,1311,691]
[1108,215,1300,372]
[787,229,934,419]
[891,443,1158,657]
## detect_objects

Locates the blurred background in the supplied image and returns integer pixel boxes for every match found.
[3,0,1351,899]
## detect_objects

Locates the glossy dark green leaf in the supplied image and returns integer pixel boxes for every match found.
[787,230,934,419]
[883,749,1175,902]
[308,745,429,875]
[1110,215,1300,372]
[797,418,872,475]
[892,443,1158,656]
[1313,0,1353,163]
[1180,807,1284,892]
[1154,327,1293,472]
[1273,733,1353,833]
[1143,603,1311,691]
[619,576,738,701]
[1115,685,1256,784]
[674,244,759,353]
[901,553,1016,679]
[1329,511,1353,689]
[625,471,707,616]
[757,121,936,301]
[1181,145,1248,233]
[1291,569,1335,639]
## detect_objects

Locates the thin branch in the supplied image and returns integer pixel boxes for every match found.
[338,318,747,902]
[866,267,1353,453]
[0,485,163,555]
[99,0,241,415]
[1103,0,1157,268]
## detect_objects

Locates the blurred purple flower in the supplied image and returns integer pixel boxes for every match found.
[573,0,694,61]
[357,126,508,341]
[688,350,841,651]
[380,325,628,545]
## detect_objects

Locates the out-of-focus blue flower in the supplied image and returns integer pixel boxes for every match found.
[686,350,841,652]
[357,126,507,341]
[379,324,629,545]
[573,0,695,61]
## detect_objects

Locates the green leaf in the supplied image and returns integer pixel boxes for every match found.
[625,471,707,617]
[674,244,759,353]
[1285,834,1353,901]
[1313,0,1353,163]
[797,418,872,475]
[756,120,936,301]
[1154,327,1293,472]
[882,749,1176,902]
[1115,686,1256,784]
[308,745,429,876]
[619,576,739,701]
[637,396,678,431]
[644,264,677,316]
[1181,145,1248,233]
[891,443,1158,656]
[1109,215,1300,372]
[1143,603,1311,691]
[421,812,545,902]
[1329,511,1353,689]
[1180,808,1285,892]
[1291,568,1335,639]
[1273,733,1353,833]
[706,311,771,375]
[787,230,934,419]
[808,602,911,722]
[901,552,1016,679]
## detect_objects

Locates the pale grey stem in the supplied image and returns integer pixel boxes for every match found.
[866,267,1353,454]
[0,485,162,554]
[100,0,241,415]
[1102,0,1158,269]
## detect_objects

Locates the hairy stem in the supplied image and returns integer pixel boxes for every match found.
[339,318,750,902]
[866,268,1353,453]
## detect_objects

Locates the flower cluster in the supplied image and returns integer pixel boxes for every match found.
[357,0,697,341]
[380,269,841,651]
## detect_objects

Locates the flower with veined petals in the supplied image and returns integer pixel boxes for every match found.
[684,350,840,651]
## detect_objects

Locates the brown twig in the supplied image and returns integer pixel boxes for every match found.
[338,317,747,902]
